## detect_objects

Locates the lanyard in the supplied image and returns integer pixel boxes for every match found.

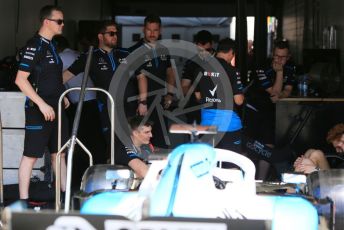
[108,51,116,71]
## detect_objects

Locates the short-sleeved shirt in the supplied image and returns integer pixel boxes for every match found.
[68,47,129,103]
[115,137,153,166]
[248,62,296,110]
[60,48,96,103]
[181,55,204,107]
[182,52,214,84]
[129,40,171,96]
[18,34,64,106]
[197,58,243,110]
[197,57,244,132]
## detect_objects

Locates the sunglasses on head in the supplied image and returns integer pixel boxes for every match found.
[102,31,117,37]
[47,18,64,25]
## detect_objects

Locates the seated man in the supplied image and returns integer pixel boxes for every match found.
[115,116,154,178]
[294,123,344,174]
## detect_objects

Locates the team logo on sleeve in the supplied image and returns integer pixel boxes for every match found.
[23,47,36,60]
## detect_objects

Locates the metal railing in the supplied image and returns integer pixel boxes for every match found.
[55,87,115,212]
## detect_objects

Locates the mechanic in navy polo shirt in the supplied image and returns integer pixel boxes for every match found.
[244,39,296,179]
[196,38,244,153]
[128,14,176,149]
[63,20,129,160]
[15,5,69,202]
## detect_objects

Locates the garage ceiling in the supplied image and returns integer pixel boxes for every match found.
[109,0,282,17]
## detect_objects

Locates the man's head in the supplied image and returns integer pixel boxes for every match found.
[327,123,344,153]
[194,30,214,54]
[272,39,290,67]
[216,38,236,64]
[143,14,161,44]
[97,20,118,50]
[39,5,64,36]
[129,116,153,146]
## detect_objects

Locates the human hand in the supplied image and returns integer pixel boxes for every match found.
[137,103,147,115]
[163,94,173,109]
[294,156,317,174]
[63,97,70,109]
[296,164,318,174]
[270,94,279,103]
[38,102,55,121]
[293,156,304,168]
[272,61,283,73]
[336,146,344,153]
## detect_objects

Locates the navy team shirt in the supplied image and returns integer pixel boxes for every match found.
[18,34,64,106]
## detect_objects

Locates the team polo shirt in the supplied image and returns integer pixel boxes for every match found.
[182,53,216,107]
[129,39,171,96]
[182,52,214,84]
[257,64,296,90]
[198,58,244,132]
[250,62,296,109]
[18,34,64,105]
[115,136,153,166]
[68,47,129,103]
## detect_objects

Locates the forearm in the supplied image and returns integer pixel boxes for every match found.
[307,149,330,170]
[15,72,45,107]
[270,72,283,95]
[137,74,148,101]
[181,79,191,96]
[279,86,292,99]
[63,70,75,83]
[128,158,149,179]
[166,67,176,94]
[195,92,201,101]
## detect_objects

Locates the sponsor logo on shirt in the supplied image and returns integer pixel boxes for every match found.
[46,50,53,58]
[206,85,221,103]
[23,55,33,60]
[100,65,108,70]
[205,97,221,103]
[119,58,127,64]
[203,71,220,77]
[144,55,151,62]
[160,54,167,61]
[25,51,35,56]
[209,85,217,97]
[98,58,107,65]
[146,61,153,67]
